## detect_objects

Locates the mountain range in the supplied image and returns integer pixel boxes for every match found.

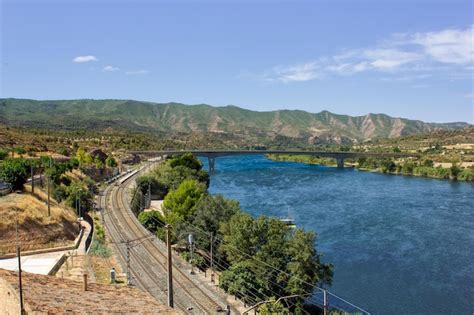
[0,98,469,144]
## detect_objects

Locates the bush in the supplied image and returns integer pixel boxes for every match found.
[0,149,8,160]
[162,179,206,224]
[138,211,165,233]
[136,175,168,199]
[169,153,202,171]
[53,185,69,202]
[0,158,30,190]
[181,250,207,270]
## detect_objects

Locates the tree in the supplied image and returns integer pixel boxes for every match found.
[450,162,461,180]
[94,156,104,169]
[15,147,26,156]
[169,153,202,171]
[76,147,93,166]
[138,211,165,233]
[136,175,168,199]
[66,181,93,216]
[259,299,291,315]
[191,194,240,249]
[380,159,396,173]
[0,149,8,160]
[220,213,333,305]
[105,156,118,167]
[155,163,209,190]
[162,179,206,224]
[286,230,333,297]
[219,261,266,305]
[0,158,30,191]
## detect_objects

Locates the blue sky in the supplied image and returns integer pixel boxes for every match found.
[1,0,473,123]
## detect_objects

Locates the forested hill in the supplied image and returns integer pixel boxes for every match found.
[0,98,469,144]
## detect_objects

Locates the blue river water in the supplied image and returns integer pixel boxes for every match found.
[201,155,474,314]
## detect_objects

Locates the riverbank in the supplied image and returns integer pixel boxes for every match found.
[267,154,474,182]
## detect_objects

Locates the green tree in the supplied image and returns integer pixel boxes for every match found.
[220,213,333,304]
[380,159,396,173]
[105,156,118,167]
[15,147,26,156]
[136,175,168,199]
[94,156,104,169]
[0,149,9,160]
[422,159,434,167]
[450,162,461,180]
[66,181,93,216]
[76,147,93,166]
[219,261,266,305]
[138,211,166,233]
[169,153,202,171]
[162,179,206,224]
[191,194,240,249]
[0,158,30,190]
[259,299,291,315]
[155,163,209,190]
[286,229,333,297]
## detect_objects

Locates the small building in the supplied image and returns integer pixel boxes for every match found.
[0,269,176,314]
[89,148,108,163]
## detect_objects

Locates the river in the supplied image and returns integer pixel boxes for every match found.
[201,155,474,314]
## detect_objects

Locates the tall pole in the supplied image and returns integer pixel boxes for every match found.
[323,289,328,315]
[126,241,131,286]
[147,183,151,209]
[30,165,34,193]
[165,225,174,308]
[47,157,51,217]
[210,233,214,280]
[16,208,24,315]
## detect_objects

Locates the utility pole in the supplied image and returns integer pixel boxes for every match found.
[126,241,131,286]
[147,183,151,209]
[15,208,24,315]
[323,289,328,315]
[188,233,195,275]
[165,225,174,308]
[30,165,34,193]
[210,233,214,282]
[47,157,51,217]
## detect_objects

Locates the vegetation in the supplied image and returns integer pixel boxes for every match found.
[0,99,468,148]
[0,158,30,190]
[135,154,333,312]
[89,221,112,257]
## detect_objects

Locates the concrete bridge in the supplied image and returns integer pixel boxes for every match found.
[129,150,420,172]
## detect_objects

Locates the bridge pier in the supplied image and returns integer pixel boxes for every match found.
[208,157,216,173]
[336,157,345,169]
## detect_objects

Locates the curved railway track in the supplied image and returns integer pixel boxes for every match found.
[100,167,230,314]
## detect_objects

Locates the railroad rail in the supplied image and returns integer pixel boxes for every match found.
[99,164,233,314]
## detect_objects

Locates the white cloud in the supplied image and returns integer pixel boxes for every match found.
[73,55,98,63]
[258,25,473,83]
[272,62,320,83]
[125,69,150,75]
[102,65,119,72]
[363,49,422,70]
[411,25,473,64]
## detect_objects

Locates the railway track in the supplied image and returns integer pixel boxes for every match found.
[99,166,230,314]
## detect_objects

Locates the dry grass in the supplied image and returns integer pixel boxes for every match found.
[0,189,80,255]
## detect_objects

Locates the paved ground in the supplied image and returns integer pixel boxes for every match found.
[0,251,64,275]
[0,219,92,276]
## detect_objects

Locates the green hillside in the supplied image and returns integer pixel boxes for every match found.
[0,98,469,144]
